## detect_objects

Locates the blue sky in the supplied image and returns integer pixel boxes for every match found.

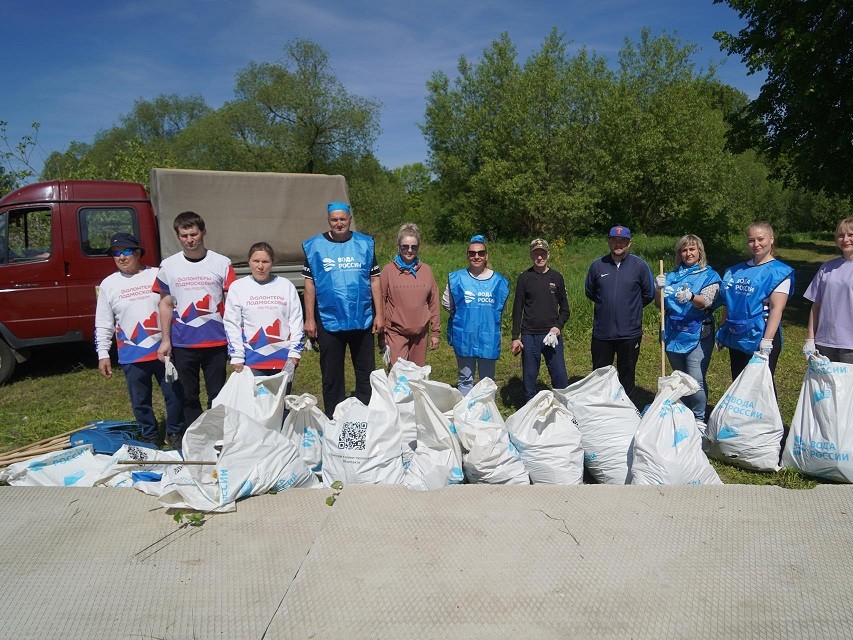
[2,0,758,176]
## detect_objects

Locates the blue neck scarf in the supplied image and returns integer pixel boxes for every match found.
[395,254,419,277]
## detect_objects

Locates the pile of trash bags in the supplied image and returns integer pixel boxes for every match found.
[5,352,850,510]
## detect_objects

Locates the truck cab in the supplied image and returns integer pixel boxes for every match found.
[0,181,158,383]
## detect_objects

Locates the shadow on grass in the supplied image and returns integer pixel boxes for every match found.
[8,343,100,383]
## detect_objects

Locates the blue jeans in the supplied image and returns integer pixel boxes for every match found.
[521,333,569,402]
[456,356,497,397]
[666,332,713,422]
[122,359,184,441]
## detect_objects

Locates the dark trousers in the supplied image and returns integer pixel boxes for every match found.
[729,331,781,381]
[317,324,375,419]
[172,345,228,428]
[122,359,184,441]
[521,333,569,402]
[591,336,642,398]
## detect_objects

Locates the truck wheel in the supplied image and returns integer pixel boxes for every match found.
[0,340,16,385]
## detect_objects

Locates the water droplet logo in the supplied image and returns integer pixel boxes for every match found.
[322,258,336,272]
[463,290,476,304]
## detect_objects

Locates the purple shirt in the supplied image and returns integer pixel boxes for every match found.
[804,256,853,349]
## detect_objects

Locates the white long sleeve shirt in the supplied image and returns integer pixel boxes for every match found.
[95,267,162,364]
[223,275,304,370]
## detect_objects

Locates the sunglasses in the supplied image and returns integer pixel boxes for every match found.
[467,250,487,258]
[111,248,136,257]
[399,244,419,252]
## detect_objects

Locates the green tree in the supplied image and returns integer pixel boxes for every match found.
[714,0,853,198]
[224,39,381,173]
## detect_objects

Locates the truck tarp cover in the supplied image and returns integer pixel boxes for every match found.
[151,168,352,264]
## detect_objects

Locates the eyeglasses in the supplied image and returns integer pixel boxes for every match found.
[399,244,419,252]
[467,250,487,258]
[111,248,135,257]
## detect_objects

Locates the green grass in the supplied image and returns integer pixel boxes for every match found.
[1,233,841,488]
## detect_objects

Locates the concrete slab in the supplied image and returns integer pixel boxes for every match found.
[1,484,851,639]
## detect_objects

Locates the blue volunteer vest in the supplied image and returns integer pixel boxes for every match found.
[663,264,722,354]
[715,259,795,353]
[447,269,509,359]
[303,232,374,332]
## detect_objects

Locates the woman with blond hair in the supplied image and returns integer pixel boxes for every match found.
[654,234,721,423]
[379,223,440,367]
[715,221,794,381]
[803,217,853,364]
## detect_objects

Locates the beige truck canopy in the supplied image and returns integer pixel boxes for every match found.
[150,168,353,265]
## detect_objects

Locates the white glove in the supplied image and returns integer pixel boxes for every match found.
[655,275,666,290]
[759,338,773,356]
[675,287,693,304]
[164,356,179,383]
[543,332,559,348]
[803,339,817,358]
[381,345,391,367]
[303,339,314,351]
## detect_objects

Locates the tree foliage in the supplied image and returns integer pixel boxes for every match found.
[423,29,752,241]
[714,0,853,198]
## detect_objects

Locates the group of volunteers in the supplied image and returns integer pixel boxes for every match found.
[95,199,853,447]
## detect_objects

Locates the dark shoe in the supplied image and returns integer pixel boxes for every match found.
[166,433,184,451]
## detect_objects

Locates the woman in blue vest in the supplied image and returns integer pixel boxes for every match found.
[715,221,794,381]
[654,234,721,424]
[442,235,509,396]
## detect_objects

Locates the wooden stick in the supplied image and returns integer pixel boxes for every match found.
[0,430,75,457]
[659,259,666,378]
[0,443,71,464]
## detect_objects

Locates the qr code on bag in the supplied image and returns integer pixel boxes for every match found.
[339,421,367,450]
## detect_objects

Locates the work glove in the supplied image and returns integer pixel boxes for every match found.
[381,344,391,367]
[675,287,693,304]
[303,339,314,352]
[543,332,559,348]
[803,339,818,358]
[759,338,773,356]
[655,275,666,290]
[164,356,179,383]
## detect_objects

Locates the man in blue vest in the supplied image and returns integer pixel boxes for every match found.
[584,225,655,400]
[303,202,384,418]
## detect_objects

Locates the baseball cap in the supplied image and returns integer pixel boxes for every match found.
[109,232,144,256]
[608,225,631,239]
[530,238,549,252]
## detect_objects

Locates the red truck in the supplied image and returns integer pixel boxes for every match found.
[0,168,351,384]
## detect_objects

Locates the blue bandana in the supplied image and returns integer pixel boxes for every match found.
[394,254,419,277]
[327,201,351,214]
[470,234,486,244]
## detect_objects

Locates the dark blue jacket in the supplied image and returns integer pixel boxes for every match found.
[585,253,655,340]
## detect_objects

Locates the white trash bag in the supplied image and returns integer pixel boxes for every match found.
[281,393,327,476]
[388,358,431,461]
[94,445,183,491]
[505,390,584,485]
[554,366,640,484]
[0,445,110,487]
[707,352,783,472]
[403,380,465,490]
[322,369,405,487]
[158,404,319,513]
[631,372,721,485]
[212,368,290,431]
[453,378,530,485]
[782,355,853,482]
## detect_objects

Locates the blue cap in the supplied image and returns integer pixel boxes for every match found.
[327,201,351,215]
[608,225,631,239]
[469,234,486,244]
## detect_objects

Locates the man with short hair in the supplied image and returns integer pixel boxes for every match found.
[96,233,184,446]
[155,211,236,444]
[302,201,384,418]
[510,238,570,403]
[584,225,654,399]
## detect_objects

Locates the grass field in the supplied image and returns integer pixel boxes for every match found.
[0,231,841,487]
